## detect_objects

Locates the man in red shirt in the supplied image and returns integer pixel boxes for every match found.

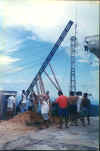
[54,91,69,129]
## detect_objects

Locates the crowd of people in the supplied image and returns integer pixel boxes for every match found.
[6,89,91,129]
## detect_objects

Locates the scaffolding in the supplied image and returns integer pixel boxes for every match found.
[70,36,77,93]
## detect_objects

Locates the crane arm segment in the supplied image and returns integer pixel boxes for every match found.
[26,20,74,96]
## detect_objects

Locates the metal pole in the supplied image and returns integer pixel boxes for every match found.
[44,70,60,91]
[49,63,62,91]
[38,75,45,94]
[36,81,40,95]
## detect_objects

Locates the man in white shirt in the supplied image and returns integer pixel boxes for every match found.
[76,91,83,125]
[7,95,16,119]
[40,94,50,128]
[76,91,83,113]
[21,90,27,112]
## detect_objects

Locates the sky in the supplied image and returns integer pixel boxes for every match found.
[0,0,99,104]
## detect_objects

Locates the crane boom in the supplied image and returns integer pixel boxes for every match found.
[26,20,74,96]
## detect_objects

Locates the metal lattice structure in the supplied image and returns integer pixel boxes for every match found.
[26,20,74,97]
[70,35,76,93]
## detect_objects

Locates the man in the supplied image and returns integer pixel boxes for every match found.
[16,101,21,114]
[54,91,69,129]
[76,91,82,113]
[28,93,34,111]
[13,95,16,115]
[33,92,40,113]
[40,94,50,128]
[44,91,52,122]
[51,101,59,124]
[21,90,27,112]
[45,91,50,101]
[7,95,16,119]
[76,91,83,125]
[84,40,89,52]
[68,91,78,126]
[80,93,91,126]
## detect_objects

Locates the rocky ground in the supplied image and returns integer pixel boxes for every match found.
[0,112,99,150]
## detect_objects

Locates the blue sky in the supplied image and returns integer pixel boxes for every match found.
[0,0,99,104]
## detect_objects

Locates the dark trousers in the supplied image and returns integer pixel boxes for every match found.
[58,108,68,127]
[80,107,90,126]
[28,106,33,111]
[68,104,78,122]
[7,109,13,119]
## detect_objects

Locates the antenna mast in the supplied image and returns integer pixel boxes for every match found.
[70,8,77,93]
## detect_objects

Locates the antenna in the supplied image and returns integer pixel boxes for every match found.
[69,5,78,93]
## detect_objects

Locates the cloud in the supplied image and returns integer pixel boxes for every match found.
[0,55,20,65]
[0,34,25,54]
[0,29,24,79]
[5,48,18,53]
[1,1,70,28]
[6,66,24,74]
[0,78,29,93]
[0,65,25,79]
[0,0,99,67]
[0,55,22,81]
[5,39,26,53]
[10,67,24,73]
[0,0,99,45]
[0,79,28,84]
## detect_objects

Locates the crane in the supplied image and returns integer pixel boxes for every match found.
[26,20,74,97]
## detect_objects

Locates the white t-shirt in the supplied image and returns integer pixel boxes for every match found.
[77,96,82,112]
[8,96,16,109]
[41,100,49,114]
[22,94,27,104]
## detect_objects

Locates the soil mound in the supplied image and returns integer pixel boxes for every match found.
[9,111,59,125]
[9,111,43,125]
[0,111,60,133]
[0,111,43,133]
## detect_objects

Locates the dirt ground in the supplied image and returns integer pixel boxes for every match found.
[0,111,99,150]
